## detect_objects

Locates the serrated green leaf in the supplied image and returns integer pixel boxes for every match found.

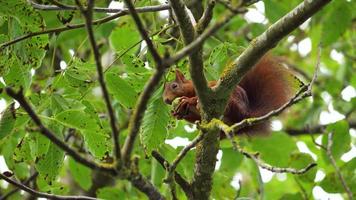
[50,94,70,114]
[109,21,140,54]
[0,103,16,141]
[3,57,32,90]
[55,110,98,131]
[82,130,111,159]
[13,135,32,164]
[0,0,48,71]
[68,157,92,191]
[140,91,170,154]
[106,72,138,109]
[36,140,65,185]
[249,132,297,167]
[122,54,148,73]
[29,132,50,162]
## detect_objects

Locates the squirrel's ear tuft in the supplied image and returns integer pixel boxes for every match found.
[175,69,186,82]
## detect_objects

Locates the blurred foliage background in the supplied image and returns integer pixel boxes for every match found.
[0,0,355,199]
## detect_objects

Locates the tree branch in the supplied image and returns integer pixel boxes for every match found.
[28,0,158,13]
[326,133,353,200]
[0,172,38,200]
[286,121,356,136]
[122,0,162,65]
[128,157,165,200]
[122,68,166,164]
[78,0,121,165]
[169,0,212,110]
[151,151,192,198]
[5,88,116,174]
[215,0,331,98]
[0,5,170,49]
[0,172,96,200]
[196,0,216,34]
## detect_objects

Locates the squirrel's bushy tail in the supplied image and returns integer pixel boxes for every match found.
[240,56,303,117]
[236,56,303,135]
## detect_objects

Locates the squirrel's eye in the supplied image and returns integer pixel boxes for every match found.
[171,83,178,89]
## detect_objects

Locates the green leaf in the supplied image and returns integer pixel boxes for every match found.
[109,20,140,54]
[321,1,352,45]
[249,132,297,167]
[3,57,32,90]
[50,94,70,114]
[82,130,111,159]
[0,103,16,141]
[219,148,243,176]
[97,187,127,200]
[35,135,65,185]
[29,132,50,162]
[140,89,170,154]
[122,54,148,73]
[68,158,92,191]
[0,0,48,70]
[106,72,138,109]
[289,153,317,183]
[55,110,98,131]
[13,135,32,164]
[322,120,351,161]
[320,158,356,194]
[264,0,289,23]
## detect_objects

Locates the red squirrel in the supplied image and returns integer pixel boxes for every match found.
[163,56,302,136]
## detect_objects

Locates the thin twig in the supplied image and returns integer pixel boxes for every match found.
[123,0,162,65]
[0,172,38,200]
[0,173,96,200]
[0,5,170,49]
[78,0,122,165]
[326,133,353,200]
[253,160,264,200]
[240,145,317,174]
[5,88,116,174]
[169,133,205,175]
[151,151,192,198]
[28,0,169,13]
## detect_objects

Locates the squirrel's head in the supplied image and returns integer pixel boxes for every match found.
[163,70,195,104]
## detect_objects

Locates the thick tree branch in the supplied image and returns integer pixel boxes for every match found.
[215,0,332,98]
[5,88,116,174]
[169,0,213,115]
[196,0,216,34]
[0,5,170,49]
[0,173,96,200]
[79,0,121,164]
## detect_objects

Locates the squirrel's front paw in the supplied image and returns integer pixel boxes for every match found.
[171,97,201,122]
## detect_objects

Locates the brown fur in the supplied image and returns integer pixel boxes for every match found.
[163,56,298,136]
